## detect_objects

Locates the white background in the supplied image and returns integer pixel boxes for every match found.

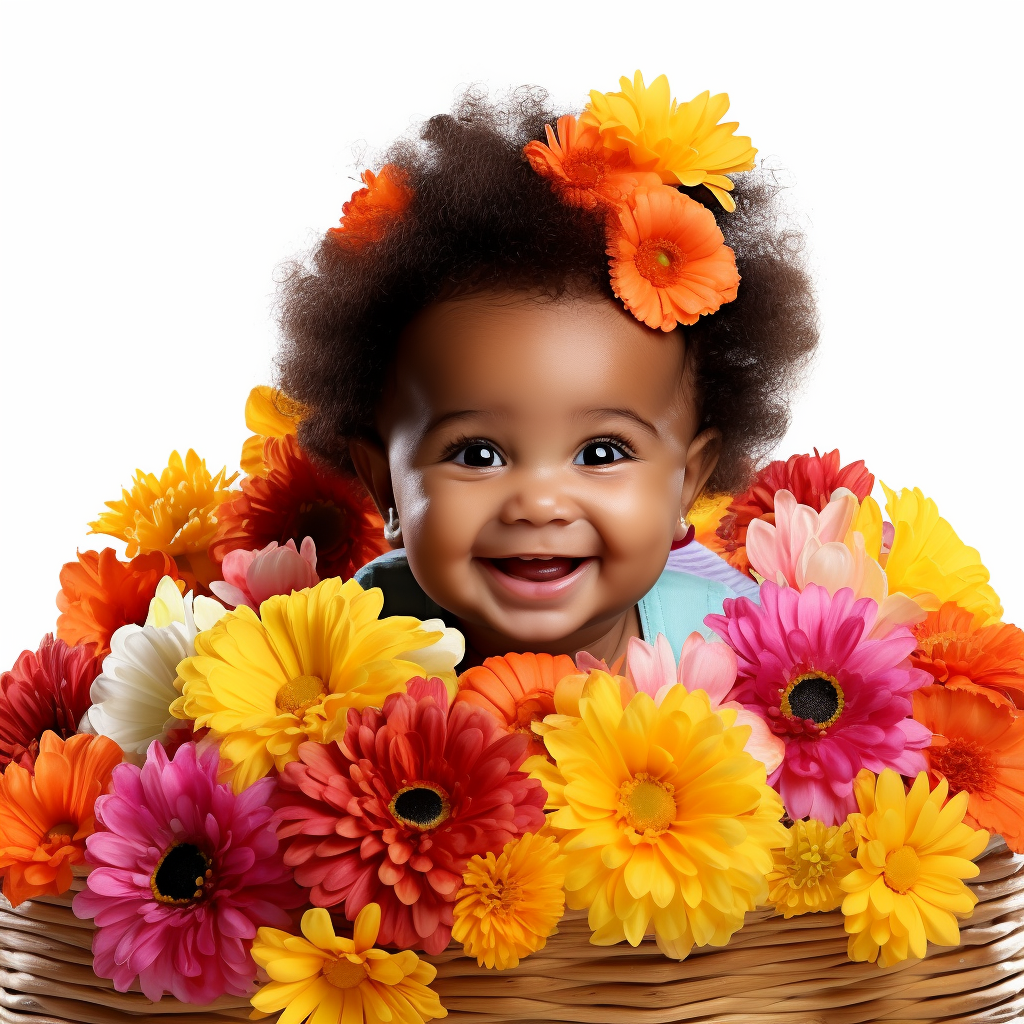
[2,2,1022,669]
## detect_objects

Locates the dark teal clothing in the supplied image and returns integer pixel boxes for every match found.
[354,549,734,657]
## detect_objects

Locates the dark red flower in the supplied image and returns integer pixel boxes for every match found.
[209,434,387,582]
[272,677,547,954]
[0,635,103,769]
[716,449,874,576]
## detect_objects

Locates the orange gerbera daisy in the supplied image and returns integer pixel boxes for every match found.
[0,732,122,907]
[455,652,578,758]
[607,185,739,332]
[328,164,414,249]
[210,434,387,582]
[912,602,1024,709]
[56,548,183,652]
[913,684,1024,852]
[523,115,659,211]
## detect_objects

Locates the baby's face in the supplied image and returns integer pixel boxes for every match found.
[364,291,717,656]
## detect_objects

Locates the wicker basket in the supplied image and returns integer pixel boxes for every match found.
[1,840,1022,1024]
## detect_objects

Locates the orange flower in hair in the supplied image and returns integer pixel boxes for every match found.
[523,115,659,211]
[328,164,413,248]
[0,732,122,907]
[455,652,577,758]
[607,185,739,332]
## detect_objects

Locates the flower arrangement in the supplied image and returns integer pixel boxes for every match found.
[1,383,1019,1024]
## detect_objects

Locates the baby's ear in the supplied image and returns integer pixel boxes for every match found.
[680,428,722,517]
[348,437,393,518]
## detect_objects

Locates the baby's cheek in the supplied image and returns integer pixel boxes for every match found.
[591,471,679,561]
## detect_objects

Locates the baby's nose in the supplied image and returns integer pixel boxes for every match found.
[497,467,580,527]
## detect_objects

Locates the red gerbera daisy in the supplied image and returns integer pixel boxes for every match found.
[0,635,103,770]
[209,433,387,582]
[716,449,874,576]
[56,548,182,653]
[273,677,546,954]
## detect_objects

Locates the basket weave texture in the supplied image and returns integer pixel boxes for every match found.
[0,840,1021,1024]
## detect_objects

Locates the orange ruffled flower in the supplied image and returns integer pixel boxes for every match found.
[523,115,660,211]
[455,652,578,759]
[913,685,1024,853]
[56,548,183,653]
[607,185,739,332]
[328,164,413,249]
[0,732,122,907]
[240,385,303,478]
[912,603,1024,709]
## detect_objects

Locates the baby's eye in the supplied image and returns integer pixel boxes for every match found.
[452,442,506,468]
[574,441,628,466]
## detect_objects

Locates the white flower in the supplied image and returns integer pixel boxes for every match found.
[400,617,465,674]
[86,577,227,760]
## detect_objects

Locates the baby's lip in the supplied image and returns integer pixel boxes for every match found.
[476,555,596,602]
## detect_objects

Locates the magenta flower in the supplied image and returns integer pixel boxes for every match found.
[706,582,932,825]
[73,742,302,1003]
[272,677,547,954]
[209,536,318,610]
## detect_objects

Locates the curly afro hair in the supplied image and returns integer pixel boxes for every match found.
[277,86,818,493]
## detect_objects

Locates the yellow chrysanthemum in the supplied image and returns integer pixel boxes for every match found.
[452,831,567,970]
[530,673,787,959]
[860,485,1002,625]
[240,385,303,478]
[171,577,460,791]
[839,768,989,968]
[767,818,857,918]
[89,449,238,567]
[581,71,756,211]
[251,903,446,1024]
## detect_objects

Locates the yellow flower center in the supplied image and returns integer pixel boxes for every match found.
[151,842,212,905]
[915,628,969,657]
[619,773,676,834]
[275,674,327,717]
[324,956,368,990]
[883,845,922,894]
[482,878,524,917]
[45,822,78,844]
[634,239,686,288]
[781,672,845,729]
[389,783,451,831]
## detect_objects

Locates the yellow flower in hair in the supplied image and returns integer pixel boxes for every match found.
[452,831,567,970]
[531,672,787,959]
[582,71,757,211]
[839,769,989,968]
[250,904,446,1024]
[867,485,1002,624]
[767,818,857,918]
[240,385,303,478]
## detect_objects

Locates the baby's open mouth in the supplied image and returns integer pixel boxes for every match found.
[489,556,584,583]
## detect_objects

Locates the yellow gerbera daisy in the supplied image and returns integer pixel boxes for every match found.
[581,71,757,211]
[452,831,567,970]
[859,485,1002,625]
[530,673,787,959]
[839,768,989,968]
[767,818,857,918]
[250,903,446,1024]
[240,385,303,478]
[171,577,461,791]
[89,449,238,586]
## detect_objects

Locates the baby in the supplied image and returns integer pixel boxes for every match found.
[276,78,817,669]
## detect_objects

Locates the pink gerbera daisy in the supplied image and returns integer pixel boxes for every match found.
[73,742,302,1003]
[273,677,546,955]
[706,582,932,825]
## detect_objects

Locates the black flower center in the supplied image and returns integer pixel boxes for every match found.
[782,673,845,728]
[389,783,450,831]
[151,842,212,904]
[294,501,346,553]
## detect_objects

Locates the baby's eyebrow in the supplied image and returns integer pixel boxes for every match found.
[423,409,491,433]
[577,407,658,435]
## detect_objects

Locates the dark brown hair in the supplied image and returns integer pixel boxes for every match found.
[277,86,817,492]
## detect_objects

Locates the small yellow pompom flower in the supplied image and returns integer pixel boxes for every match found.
[452,831,567,970]
[839,769,989,968]
[767,818,857,918]
[531,673,787,960]
[89,449,238,584]
[581,71,757,211]
[250,903,446,1024]
[240,385,303,478]
[172,577,459,791]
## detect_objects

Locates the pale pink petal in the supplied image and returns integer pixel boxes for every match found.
[678,632,737,706]
[799,540,859,595]
[219,547,260,591]
[625,635,676,698]
[298,536,318,573]
[207,580,254,610]
[868,593,927,639]
[246,543,320,605]
[726,705,786,773]
[817,488,858,543]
